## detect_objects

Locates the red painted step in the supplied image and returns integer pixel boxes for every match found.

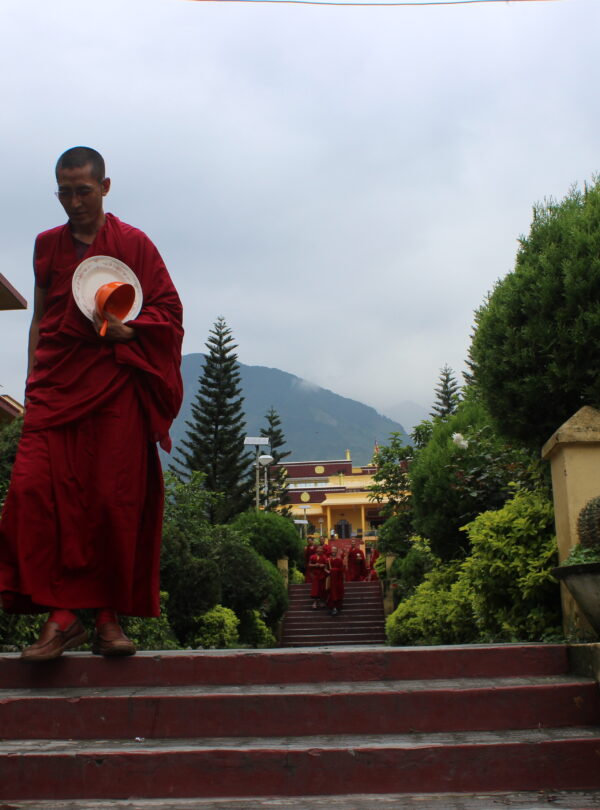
[1,644,600,802]
[2,729,600,800]
[0,644,574,689]
[1,675,598,740]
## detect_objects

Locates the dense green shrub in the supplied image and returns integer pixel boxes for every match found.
[238,609,277,647]
[193,605,240,649]
[410,396,543,560]
[386,489,561,646]
[0,418,22,506]
[459,489,561,641]
[469,178,600,448]
[377,515,413,557]
[231,510,303,566]
[386,562,476,646]
[0,611,47,653]
[210,534,273,616]
[388,536,438,601]
[121,592,180,650]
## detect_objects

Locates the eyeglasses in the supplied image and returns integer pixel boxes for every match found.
[54,186,95,202]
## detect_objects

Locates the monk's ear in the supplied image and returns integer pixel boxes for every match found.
[101,177,111,197]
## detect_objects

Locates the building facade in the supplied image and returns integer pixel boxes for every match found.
[275,450,387,539]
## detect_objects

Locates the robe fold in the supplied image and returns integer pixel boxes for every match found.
[326,557,344,610]
[0,214,183,617]
[309,552,328,601]
[346,548,367,582]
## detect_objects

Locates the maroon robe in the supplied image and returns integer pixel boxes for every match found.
[326,557,344,610]
[0,214,183,617]
[309,552,328,600]
[304,542,317,583]
[346,547,367,582]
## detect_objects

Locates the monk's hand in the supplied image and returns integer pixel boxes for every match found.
[93,311,136,342]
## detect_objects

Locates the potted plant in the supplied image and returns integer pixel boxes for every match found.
[553,496,600,637]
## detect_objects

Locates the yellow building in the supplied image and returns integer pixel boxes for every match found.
[276,450,387,539]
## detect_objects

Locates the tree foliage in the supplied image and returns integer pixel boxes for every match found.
[386,489,561,645]
[261,407,291,513]
[231,509,303,567]
[172,317,252,522]
[469,178,600,448]
[430,364,460,419]
[410,396,544,560]
[0,418,22,506]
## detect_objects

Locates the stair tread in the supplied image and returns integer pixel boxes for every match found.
[2,674,593,699]
[6,791,600,809]
[3,726,600,754]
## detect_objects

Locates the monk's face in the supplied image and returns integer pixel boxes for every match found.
[56,164,110,233]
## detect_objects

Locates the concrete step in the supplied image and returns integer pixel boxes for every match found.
[2,728,600,800]
[2,676,598,740]
[0,645,573,689]
[5,794,600,810]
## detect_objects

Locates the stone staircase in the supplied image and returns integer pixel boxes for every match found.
[281,580,386,646]
[1,644,600,805]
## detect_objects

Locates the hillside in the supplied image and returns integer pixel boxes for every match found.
[167,354,408,466]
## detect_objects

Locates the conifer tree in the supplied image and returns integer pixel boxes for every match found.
[171,317,252,523]
[260,407,291,513]
[430,364,460,420]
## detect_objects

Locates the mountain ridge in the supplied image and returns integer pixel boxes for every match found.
[168,354,408,466]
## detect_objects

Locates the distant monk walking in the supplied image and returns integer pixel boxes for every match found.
[346,538,367,582]
[309,547,328,609]
[326,546,344,616]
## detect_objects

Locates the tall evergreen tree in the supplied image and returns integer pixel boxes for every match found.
[171,317,252,523]
[430,364,460,419]
[260,407,291,513]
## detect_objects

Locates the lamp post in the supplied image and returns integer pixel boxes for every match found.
[258,453,274,509]
[244,436,270,511]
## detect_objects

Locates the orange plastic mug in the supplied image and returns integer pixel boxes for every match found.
[94,282,135,337]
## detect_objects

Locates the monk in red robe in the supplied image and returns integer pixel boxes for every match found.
[303,538,318,583]
[308,548,328,609]
[0,147,183,661]
[326,546,344,616]
[346,538,367,582]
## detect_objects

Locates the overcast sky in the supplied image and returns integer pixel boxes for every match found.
[1,0,598,420]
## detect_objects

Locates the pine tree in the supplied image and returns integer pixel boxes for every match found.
[260,407,291,513]
[171,317,252,523]
[430,364,460,419]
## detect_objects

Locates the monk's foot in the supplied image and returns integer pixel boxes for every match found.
[21,618,88,663]
[312,602,317,609]
[330,608,338,616]
[92,622,136,657]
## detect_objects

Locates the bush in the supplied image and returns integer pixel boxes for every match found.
[121,592,179,650]
[386,489,561,646]
[377,515,413,557]
[193,605,240,649]
[0,611,47,653]
[460,489,561,641]
[238,609,277,647]
[231,510,304,566]
[0,418,22,507]
[386,562,476,646]
[210,534,273,616]
[469,178,600,448]
[410,396,543,560]
[388,536,438,601]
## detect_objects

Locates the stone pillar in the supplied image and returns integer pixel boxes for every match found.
[541,406,600,637]
[277,557,289,583]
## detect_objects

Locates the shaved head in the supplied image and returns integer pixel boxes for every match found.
[56,146,105,182]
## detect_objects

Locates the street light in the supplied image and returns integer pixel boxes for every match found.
[244,436,270,511]
[258,453,274,509]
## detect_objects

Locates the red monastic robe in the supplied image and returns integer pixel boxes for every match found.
[346,548,367,582]
[309,552,328,600]
[304,542,317,583]
[0,214,183,617]
[326,557,344,609]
